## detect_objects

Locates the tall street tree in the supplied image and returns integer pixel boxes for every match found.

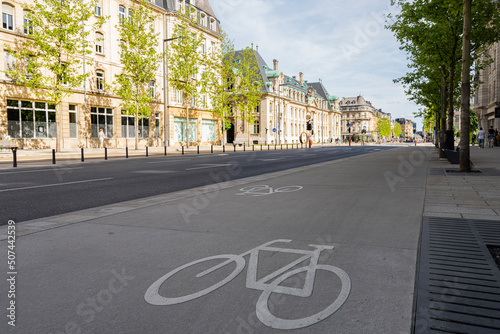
[167,9,204,148]
[5,0,105,151]
[203,32,263,144]
[114,0,163,150]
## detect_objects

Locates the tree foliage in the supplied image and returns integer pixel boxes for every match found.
[167,10,205,147]
[376,118,391,138]
[203,31,263,134]
[114,0,163,150]
[4,0,105,151]
[393,122,402,138]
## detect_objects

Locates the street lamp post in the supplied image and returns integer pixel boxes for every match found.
[163,36,182,148]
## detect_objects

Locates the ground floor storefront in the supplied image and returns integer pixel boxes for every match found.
[1,95,222,149]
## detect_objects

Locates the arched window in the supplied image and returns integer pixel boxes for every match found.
[96,70,104,90]
[2,3,14,31]
[95,32,103,54]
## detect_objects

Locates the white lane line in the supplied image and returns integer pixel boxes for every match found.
[0,167,84,175]
[185,164,231,171]
[147,159,189,164]
[0,178,113,193]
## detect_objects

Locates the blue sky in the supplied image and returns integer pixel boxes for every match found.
[209,0,422,129]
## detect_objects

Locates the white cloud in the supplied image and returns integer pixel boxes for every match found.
[210,0,421,128]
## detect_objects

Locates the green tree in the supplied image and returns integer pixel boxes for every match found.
[393,122,402,138]
[203,32,263,144]
[376,118,391,138]
[4,0,105,151]
[388,0,500,156]
[114,0,163,150]
[167,10,205,148]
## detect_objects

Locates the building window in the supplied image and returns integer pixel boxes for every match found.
[254,120,260,134]
[96,70,104,90]
[202,119,216,142]
[210,17,215,30]
[150,81,155,98]
[95,0,102,16]
[119,5,125,22]
[174,117,196,142]
[91,107,113,138]
[176,89,183,104]
[2,3,14,31]
[7,99,56,139]
[23,10,33,35]
[69,104,77,138]
[121,112,149,139]
[3,50,15,75]
[155,113,160,138]
[95,32,104,54]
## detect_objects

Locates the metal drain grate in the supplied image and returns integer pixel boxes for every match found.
[413,217,500,334]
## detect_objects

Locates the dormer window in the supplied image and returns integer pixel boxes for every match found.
[210,17,215,30]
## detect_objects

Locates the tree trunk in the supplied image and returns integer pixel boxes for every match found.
[186,104,190,149]
[459,0,472,172]
[448,63,455,131]
[135,107,139,150]
[439,74,447,158]
[56,102,62,152]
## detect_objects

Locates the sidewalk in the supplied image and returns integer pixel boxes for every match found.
[424,145,500,221]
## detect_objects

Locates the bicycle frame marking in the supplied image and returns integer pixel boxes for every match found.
[145,239,351,330]
[235,185,303,196]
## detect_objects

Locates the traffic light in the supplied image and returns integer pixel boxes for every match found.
[306,122,312,131]
[348,127,351,133]
[362,129,366,134]
[413,129,416,134]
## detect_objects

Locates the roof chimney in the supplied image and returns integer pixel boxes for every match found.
[299,72,304,85]
[273,59,278,71]
[292,76,296,80]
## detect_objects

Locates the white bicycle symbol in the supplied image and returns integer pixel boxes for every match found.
[144,239,351,330]
[235,185,303,196]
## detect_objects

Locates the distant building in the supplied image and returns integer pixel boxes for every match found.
[231,51,342,145]
[339,95,391,141]
[395,118,414,139]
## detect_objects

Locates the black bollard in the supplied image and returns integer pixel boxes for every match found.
[182,146,184,155]
[52,149,56,164]
[12,149,17,168]
[126,147,129,158]
[81,148,84,162]
[211,145,213,154]
[164,146,167,156]
[197,146,199,154]
[146,146,149,157]
[105,147,108,160]
[223,145,225,153]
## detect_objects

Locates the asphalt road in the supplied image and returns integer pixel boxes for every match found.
[0,146,393,224]
[0,145,431,334]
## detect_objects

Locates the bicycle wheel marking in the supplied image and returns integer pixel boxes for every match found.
[236,185,303,196]
[144,254,245,306]
[256,265,351,330]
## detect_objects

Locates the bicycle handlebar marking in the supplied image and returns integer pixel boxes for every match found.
[144,239,351,330]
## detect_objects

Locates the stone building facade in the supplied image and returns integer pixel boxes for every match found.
[473,42,500,132]
[0,0,222,149]
[232,51,341,145]
[339,95,391,141]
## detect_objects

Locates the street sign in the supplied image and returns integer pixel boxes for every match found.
[306,115,311,120]
[363,126,366,129]
[273,128,276,133]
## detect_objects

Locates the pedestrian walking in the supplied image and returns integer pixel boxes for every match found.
[477,128,486,148]
[99,128,105,149]
[471,133,476,146]
[488,126,495,148]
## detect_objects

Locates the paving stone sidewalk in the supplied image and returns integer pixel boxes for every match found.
[425,145,500,221]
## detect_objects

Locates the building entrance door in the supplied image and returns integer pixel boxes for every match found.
[227,123,235,144]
